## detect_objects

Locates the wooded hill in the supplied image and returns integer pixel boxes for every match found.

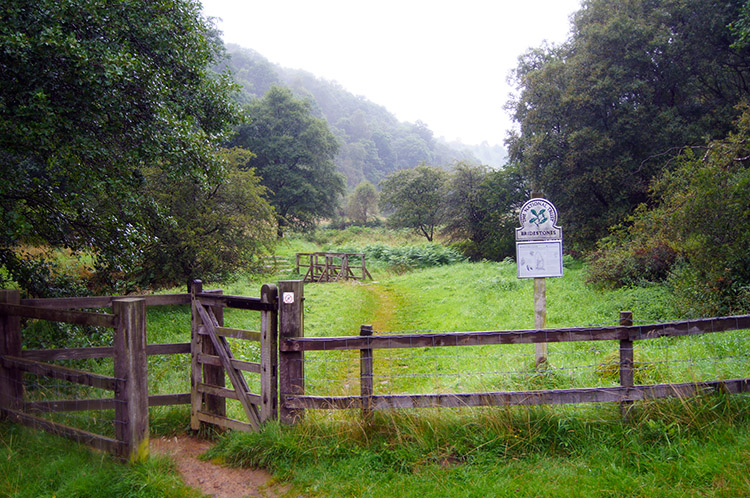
[218,44,507,188]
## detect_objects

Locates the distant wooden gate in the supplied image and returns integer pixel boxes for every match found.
[190,281,278,432]
[296,252,372,282]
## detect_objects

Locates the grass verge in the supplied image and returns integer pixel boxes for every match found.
[206,394,750,497]
[0,421,201,498]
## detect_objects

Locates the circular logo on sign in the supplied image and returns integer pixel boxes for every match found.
[515,198,562,241]
[519,198,558,229]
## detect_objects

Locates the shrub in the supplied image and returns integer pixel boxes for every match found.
[340,243,465,271]
[587,105,750,315]
[585,207,678,288]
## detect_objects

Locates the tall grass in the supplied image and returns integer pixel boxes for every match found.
[206,393,750,497]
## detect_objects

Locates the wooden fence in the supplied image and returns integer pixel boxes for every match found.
[0,281,281,461]
[0,289,183,462]
[4,276,750,457]
[296,252,372,282]
[278,312,750,418]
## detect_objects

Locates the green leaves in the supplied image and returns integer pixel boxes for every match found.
[346,180,379,224]
[379,165,448,242]
[229,86,345,235]
[587,104,750,314]
[0,0,245,293]
[136,148,276,288]
[507,0,750,249]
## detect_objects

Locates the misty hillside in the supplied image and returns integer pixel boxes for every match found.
[220,44,507,188]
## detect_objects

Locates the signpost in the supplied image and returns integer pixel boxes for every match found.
[515,195,563,367]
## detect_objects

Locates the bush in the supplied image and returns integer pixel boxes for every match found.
[340,243,466,271]
[585,207,678,289]
[587,105,750,315]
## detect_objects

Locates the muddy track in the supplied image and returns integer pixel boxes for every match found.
[150,435,291,498]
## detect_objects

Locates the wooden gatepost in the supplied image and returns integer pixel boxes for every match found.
[278,280,304,425]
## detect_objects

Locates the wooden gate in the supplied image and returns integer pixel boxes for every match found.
[190,281,278,432]
[0,281,287,460]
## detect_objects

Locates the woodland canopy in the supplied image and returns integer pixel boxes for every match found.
[2,0,749,316]
[506,0,750,249]
[0,0,267,293]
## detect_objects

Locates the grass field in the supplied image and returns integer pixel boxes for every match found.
[1,228,749,497]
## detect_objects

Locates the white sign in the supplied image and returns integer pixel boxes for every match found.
[282,292,295,304]
[516,241,563,279]
[515,198,562,241]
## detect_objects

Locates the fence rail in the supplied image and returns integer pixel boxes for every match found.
[279,313,750,418]
[19,293,191,309]
[284,379,750,410]
[0,303,116,328]
[280,315,750,352]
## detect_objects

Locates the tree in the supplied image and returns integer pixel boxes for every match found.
[442,162,528,260]
[587,104,750,315]
[0,0,243,295]
[136,148,277,289]
[506,0,750,249]
[379,165,448,241]
[229,86,345,236]
[443,163,489,247]
[474,164,529,260]
[346,180,379,224]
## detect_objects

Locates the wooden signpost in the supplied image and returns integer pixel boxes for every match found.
[515,194,563,367]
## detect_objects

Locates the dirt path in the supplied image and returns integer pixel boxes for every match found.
[150,435,291,498]
[366,281,402,331]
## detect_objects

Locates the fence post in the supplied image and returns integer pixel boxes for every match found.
[278,280,304,425]
[260,283,278,423]
[619,310,634,418]
[0,290,22,415]
[360,324,374,421]
[113,298,149,463]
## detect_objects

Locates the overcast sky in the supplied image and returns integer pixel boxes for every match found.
[200,0,582,147]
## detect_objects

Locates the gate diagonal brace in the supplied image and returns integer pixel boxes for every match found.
[195,300,262,430]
